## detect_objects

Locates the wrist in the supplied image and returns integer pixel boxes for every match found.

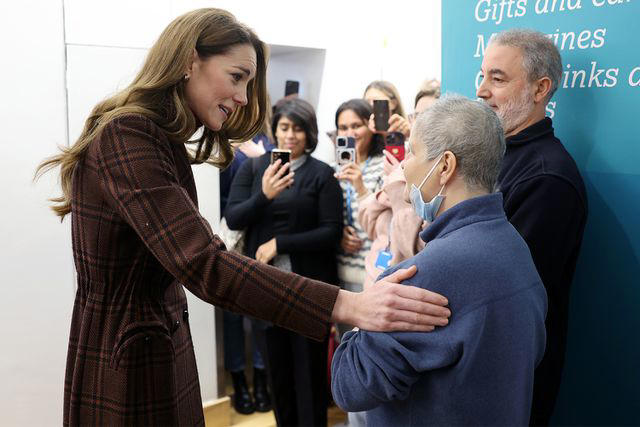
[330,289,356,324]
[261,188,274,200]
[356,183,368,198]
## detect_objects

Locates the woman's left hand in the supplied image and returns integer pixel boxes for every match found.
[388,114,411,138]
[256,238,277,264]
[331,265,451,331]
[382,149,401,176]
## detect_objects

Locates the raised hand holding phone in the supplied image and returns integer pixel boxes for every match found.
[262,158,294,200]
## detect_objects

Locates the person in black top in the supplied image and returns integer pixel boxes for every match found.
[477,29,588,426]
[218,107,275,416]
[226,98,343,426]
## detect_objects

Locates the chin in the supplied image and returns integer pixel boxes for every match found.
[203,119,223,131]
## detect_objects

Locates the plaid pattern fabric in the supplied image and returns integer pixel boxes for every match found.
[65,114,338,426]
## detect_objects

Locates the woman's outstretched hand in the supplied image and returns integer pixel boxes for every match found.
[331,265,451,332]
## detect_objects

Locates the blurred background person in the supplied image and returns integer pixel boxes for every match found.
[364,80,411,138]
[218,103,275,415]
[409,78,441,126]
[359,79,441,288]
[334,100,385,317]
[225,98,343,426]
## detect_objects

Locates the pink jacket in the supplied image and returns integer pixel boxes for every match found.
[358,166,426,288]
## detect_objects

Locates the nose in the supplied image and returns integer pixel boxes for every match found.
[232,87,248,107]
[285,128,296,139]
[476,78,489,100]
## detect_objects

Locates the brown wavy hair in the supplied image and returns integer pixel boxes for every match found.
[35,8,268,218]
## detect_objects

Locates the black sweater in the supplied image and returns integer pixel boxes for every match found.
[225,153,343,285]
[498,117,587,425]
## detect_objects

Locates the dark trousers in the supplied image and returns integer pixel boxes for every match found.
[258,326,328,427]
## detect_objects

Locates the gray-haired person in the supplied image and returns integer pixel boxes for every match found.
[331,95,548,426]
[477,28,587,426]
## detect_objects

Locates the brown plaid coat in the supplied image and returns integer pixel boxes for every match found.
[65,114,339,426]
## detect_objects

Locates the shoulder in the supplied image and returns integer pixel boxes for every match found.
[308,157,337,177]
[503,137,586,206]
[100,113,166,141]
[90,113,172,160]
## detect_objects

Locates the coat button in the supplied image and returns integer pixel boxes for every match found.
[183,309,189,322]
[172,319,180,332]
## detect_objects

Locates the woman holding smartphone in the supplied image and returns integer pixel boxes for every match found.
[364,80,412,138]
[226,99,342,426]
[334,100,386,309]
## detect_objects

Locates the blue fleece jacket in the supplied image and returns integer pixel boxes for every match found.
[331,193,547,426]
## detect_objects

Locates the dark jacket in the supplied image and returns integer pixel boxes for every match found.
[66,115,339,426]
[498,117,587,425]
[332,193,547,426]
[219,134,274,215]
[225,153,343,285]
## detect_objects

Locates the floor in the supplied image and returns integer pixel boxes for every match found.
[228,403,347,426]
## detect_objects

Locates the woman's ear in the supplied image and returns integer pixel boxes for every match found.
[439,151,457,185]
[185,48,199,78]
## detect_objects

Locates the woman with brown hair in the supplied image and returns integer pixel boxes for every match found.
[36,8,450,426]
[364,80,411,138]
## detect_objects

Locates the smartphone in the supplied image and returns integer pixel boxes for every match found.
[385,132,405,162]
[373,99,390,132]
[335,136,356,166]
[270,149,291,165]
[285,80,300,97]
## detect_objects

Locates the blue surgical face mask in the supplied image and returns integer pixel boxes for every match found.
[410,154,445,223]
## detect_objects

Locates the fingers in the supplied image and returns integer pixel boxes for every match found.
[388,282,449,307]
[388,114,410,136]
[341,228,362,253]
[341,238,360,253]
[362,286,451,332]
[368,114,377,134]
[272,161,290,179]
[344,227,362,242]
[388,292,451,319]
[383,264,418,283]
[384,149,400,165]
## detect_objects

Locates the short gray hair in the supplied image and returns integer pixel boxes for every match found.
[490,28,563,101]
[413,94,506,192]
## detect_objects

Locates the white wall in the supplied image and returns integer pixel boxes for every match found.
[0,1,73,425]
[0,0,441,425]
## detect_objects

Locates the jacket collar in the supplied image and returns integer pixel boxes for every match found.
[419,193,506,244]
[506,117,554,146]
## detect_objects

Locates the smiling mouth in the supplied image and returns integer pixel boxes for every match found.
[219,105,231,118]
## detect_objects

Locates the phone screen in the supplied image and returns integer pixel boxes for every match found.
[373,100,390,131]
[271,149,291,165]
